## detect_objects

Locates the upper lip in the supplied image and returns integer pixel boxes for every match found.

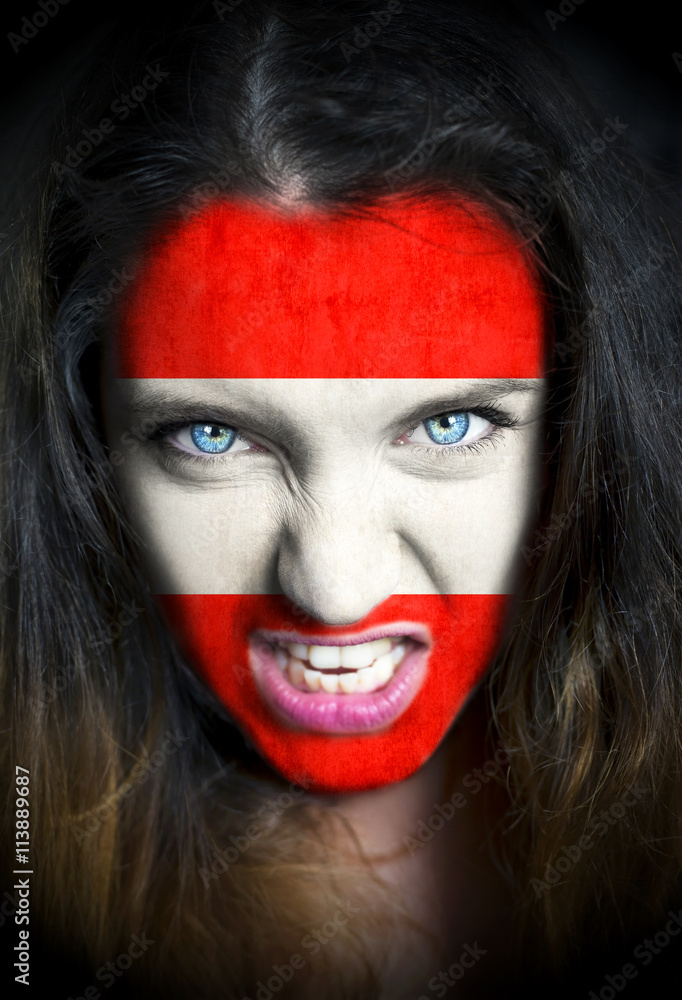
[252,623,431,648]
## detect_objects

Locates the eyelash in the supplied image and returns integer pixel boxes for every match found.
[146,421,251,470]
[145,403,518,468]
[403,404,517,461]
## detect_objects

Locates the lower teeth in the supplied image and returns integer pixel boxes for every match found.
[276,641,408,694]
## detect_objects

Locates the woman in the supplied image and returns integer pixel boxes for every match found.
[1,1,680,996]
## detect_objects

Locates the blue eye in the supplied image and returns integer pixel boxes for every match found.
[190,424,237,453]
[424,412,469,445]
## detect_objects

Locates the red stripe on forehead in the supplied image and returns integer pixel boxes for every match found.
[116,197,547,378]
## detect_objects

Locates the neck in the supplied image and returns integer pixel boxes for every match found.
[328,687,516,996]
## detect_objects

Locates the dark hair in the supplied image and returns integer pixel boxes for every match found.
[1,1,681,995]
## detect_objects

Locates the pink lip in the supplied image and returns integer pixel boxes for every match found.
[249,623,431,735]
[253,622,432,648]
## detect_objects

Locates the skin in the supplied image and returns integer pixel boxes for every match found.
[103,372,540,987]
[334,692,519,997]
[106,376,544,603]
[101,197,547,986]
[102,375,545,793]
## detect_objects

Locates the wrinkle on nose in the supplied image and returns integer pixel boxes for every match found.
[276,485,400,626]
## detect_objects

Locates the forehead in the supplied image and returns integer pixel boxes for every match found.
[115,197,547,379]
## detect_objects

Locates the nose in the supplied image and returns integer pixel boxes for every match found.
[276,481,401,626]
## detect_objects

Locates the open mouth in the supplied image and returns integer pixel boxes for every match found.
[272,634,411,693]
[249,626,431,735]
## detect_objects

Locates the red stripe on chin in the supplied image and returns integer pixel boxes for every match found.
[117,198,547,379]
[159,593,510,793]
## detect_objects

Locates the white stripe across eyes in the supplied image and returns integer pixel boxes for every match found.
[113,377,544,598]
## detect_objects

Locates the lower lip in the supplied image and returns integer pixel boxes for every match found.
[249,638,429,734]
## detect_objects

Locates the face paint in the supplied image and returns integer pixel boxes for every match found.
[157,594,510,791]
[111,197,547,794]
[117,198,546,378]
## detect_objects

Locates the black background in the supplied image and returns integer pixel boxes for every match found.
[0,0,681,180]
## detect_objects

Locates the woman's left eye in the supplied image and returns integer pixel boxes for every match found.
[169,423,254,456]
[401,411,493,448]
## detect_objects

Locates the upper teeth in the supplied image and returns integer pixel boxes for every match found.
[274,638,409,694]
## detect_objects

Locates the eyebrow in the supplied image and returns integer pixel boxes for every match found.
[394,379,542,425]
[118,377,542,438]
[123,378,540,408]
[119,383,298,441]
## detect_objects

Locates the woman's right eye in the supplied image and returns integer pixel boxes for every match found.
[168,423,253,457]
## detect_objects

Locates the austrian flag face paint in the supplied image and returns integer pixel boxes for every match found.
[108,196,548,793]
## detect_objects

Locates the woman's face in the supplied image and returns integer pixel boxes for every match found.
[103,197,547,793]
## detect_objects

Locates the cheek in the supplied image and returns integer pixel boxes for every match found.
[114,457,283,593]
[401,459,541,594]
